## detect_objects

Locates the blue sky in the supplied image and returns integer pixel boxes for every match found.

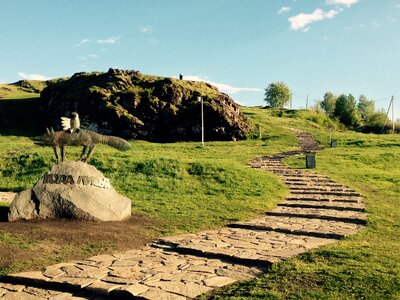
[1,0,399,117]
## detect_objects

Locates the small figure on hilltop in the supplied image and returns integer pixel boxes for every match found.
[61,112,80,133]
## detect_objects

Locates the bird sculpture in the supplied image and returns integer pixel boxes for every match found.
[61,112,80,133]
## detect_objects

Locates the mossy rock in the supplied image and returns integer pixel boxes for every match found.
[40,68,252,142]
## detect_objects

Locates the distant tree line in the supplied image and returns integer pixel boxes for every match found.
[319,92,392,133]
[264,81,396,133]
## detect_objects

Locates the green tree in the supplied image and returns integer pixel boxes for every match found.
[320,92,337,117]
[264,82,292,108]
[334,94,361,127]
[357,95,375,122]
[363,112,388,133]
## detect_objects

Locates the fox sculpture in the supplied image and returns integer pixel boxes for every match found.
[32,128,131,162]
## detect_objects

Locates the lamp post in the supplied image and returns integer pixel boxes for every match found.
[197,96,204,147]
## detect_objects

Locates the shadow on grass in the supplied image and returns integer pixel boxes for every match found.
[0,207,9,222]
[0,98,47,136]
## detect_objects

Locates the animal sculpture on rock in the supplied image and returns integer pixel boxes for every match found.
[32,128,131,162]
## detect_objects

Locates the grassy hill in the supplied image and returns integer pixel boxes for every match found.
[0,81,47,136]
[0,88,399,299]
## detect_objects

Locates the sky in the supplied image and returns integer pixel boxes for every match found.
[1,0,400,118]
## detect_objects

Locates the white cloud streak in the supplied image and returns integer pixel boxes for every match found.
[76,36,120,46]
[140,26,153,33]
[18,72,50,81]
[181,75,261,94]
[326,0,359,7]
[96,36,120,44]
[278,6,291,14]
[289,9,339,31]
[78,38,91,45]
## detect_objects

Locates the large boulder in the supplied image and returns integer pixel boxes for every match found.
[39,68,252,142]
[8,161,131,222]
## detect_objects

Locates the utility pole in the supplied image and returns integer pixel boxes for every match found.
[306,95,309,109]
[381,96,394,134]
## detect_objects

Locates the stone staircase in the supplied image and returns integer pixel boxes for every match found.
[0,131,366,299]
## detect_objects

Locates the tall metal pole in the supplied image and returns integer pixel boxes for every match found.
[198,96,204,146]
[201,97,204,146]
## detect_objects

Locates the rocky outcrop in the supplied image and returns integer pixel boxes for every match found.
[8,161,131,222]
[40,68,252,142]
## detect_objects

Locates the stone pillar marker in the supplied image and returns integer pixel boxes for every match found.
[8,161,131,222]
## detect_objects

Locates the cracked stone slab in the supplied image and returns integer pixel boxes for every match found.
[268,206,367,222]
[158,227,337,265]
[278,200,365,211]
[232,215,364,238]
[3,247,263,299]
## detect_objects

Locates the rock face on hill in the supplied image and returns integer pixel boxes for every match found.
[39,68,252,142]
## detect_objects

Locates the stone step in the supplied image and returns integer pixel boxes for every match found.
[230,215,364,239]
[289,187,357,193]
[283,177,333,183]
[266,208,367,225]
[290,190,361,197]
[271,205,366,218]
[285,181,346,187]
[155,228,337,266]
[278,201,365,212]
[275,172,324,177]
[286,196,362,203]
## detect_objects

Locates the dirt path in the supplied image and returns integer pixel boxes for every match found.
[0,131,366,299]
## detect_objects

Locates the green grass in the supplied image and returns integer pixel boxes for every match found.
[1,99,399,298]
[0,83,41,100]
[203,128,400,300]
[0,129,295,235]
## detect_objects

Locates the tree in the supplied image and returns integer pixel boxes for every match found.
[334,94,361,127]
[264,82,292,108]
[363,112,387,133]
[357,95,375,123]
[320,92,337,117]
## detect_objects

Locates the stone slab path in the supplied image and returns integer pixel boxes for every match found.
[0,130,366,299]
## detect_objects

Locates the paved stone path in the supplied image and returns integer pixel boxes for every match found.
[0,130,366,299]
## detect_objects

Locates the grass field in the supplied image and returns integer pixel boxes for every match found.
[0,88,399,298]
[203,129,400,299]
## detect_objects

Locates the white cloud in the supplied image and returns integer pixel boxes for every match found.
[88,54,99,58]
[180,75,261,94]
[77,38,91,46]
[18,72,50,81]
[96,36,120,44]
[278,6,291,14]
[289,8,339,31]
[387,16,397,23]
[76,36,120,46]
[140,26,153,33]
[326,0,359,7]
